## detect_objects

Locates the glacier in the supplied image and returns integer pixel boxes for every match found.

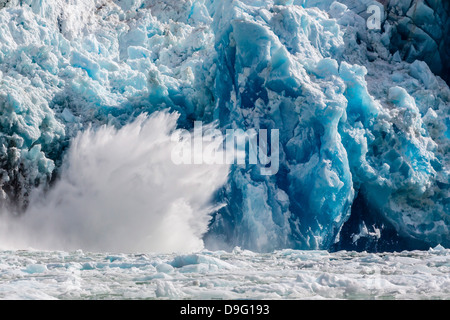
[0,0,448,253]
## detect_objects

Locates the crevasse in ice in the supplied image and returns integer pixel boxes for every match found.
[0,0,448,252]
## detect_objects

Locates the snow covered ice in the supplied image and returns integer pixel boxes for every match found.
[0,247,449,299]
[0,0,449,300]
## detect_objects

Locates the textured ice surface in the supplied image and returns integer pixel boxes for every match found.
[0,247,449,299]
[206,0,450,251]
[0,0,448,253]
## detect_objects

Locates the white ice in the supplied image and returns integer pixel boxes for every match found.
[0,246,448,300]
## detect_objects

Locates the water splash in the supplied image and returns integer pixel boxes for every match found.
[0,111,230,253]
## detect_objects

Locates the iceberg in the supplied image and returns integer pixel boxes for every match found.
[0,0,448,253]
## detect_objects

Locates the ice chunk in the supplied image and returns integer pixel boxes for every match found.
[156,263,175,274]
[430,244,446,252]
[329,1,348,19]
[409,60,439,90]
[313,58,339,78]
[23,264,47,274]
[155,279,183,298]
[170,254,234,270]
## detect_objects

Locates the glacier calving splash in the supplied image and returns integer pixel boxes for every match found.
[0,0,448,253]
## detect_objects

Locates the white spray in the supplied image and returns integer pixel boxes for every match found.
[0,111,230,253]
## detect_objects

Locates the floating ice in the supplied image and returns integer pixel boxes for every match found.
[0,248,449,299]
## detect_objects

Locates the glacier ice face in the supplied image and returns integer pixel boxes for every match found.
[206,0,450,251]
[205,0,357,251]
[329,1,450,250]
[0,0,448,252]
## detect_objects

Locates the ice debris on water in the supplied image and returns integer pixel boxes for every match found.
[1,249,449,299]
